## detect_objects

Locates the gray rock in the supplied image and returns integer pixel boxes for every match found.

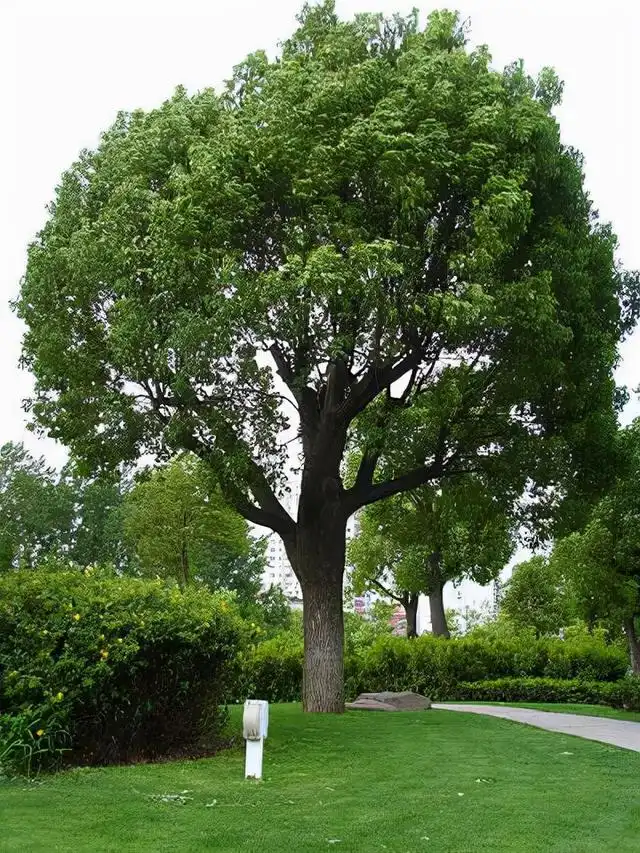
[345,691,431,711]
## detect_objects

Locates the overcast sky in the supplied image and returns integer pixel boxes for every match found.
[1,0,638,471]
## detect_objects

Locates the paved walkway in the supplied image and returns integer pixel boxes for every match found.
[433,703,640,752]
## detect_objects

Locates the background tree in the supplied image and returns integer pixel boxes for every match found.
[18,4,637,710]
[549,420,640,672]
[348,476,514,638]
[499,555,570,637]
[67,473,130,569]
[122,455,249,589]
[0,442,75,570]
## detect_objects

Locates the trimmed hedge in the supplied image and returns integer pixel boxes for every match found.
[236,630,631,705]
[448,676,640,710]
[0,569,243,774]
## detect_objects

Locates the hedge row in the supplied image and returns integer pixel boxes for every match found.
[0,569,243,774]
[448,676,640,710]
[239,632,629,704]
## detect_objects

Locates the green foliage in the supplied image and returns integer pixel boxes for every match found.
[348,477,514,604]
[243,583,295,637]
[0,443,132,573]
[16,2,638,709]
[233,628,628,704]
[500,556,571,636]
[551,421,640,626]
[238,631,303,704]
[18,2,635,537]
[450,676,640,711]
[66,474,129,569]
[0,443,75,571]
[123,454,249,588]
[0,566,242,775]
[196,537,265,607]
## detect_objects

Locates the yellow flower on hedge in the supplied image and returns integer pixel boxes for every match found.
[73,613,81,621]
[100,649,109,660]
[36,729,44,737]
[55,691,64,702]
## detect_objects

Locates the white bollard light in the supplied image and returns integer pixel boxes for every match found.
[243,699,269,779]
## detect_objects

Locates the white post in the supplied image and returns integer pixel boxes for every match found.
[243,699,269,780]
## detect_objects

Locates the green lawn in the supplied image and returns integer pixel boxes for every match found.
[451,702,640,723]
[2,704,640,853]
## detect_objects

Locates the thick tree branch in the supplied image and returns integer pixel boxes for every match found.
[178,424,296,538]
[346,457,446,513]
[354,449,381,491]
[339,351,423,424]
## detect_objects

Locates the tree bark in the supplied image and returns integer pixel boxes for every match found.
[429,583,450,638]
[624,617,640,675]
[293,518,347,713]
[404,595,419,638]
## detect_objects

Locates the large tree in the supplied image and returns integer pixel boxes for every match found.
[17,5,637,710]
[347,477,514,637]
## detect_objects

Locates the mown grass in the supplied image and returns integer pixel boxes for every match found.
[1,703,639,852]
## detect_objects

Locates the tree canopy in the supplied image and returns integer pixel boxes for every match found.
[17,3,638,710]
[499,555,570,638]
[0,443,75,570]
[348,476,514,637]
[123,455,250,588]
[549,419,640,671]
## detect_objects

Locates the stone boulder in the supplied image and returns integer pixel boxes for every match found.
[345,691,431,711]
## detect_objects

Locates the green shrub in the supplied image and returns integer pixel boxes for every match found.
[606,677,640,711]
[448,676,640,709]
[238,630,303,703]
[0,567,243,774]
[237,625,628,704]
[448,677,611,705]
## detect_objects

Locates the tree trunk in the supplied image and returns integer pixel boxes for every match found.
[624,617,640,675]
[294,520,347,713]
[404,595,419,638]
[429,583,450,638]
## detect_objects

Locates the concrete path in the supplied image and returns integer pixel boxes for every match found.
[433,703,640,752]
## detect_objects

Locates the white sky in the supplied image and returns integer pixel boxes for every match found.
[1,0,639,475]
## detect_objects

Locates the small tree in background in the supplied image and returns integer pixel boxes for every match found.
[550,420,640,672]
[18,4,638,710]
[0,442,75,570]
[348,476,514,637]
[500,555,570,638]
[123,455,249,589]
